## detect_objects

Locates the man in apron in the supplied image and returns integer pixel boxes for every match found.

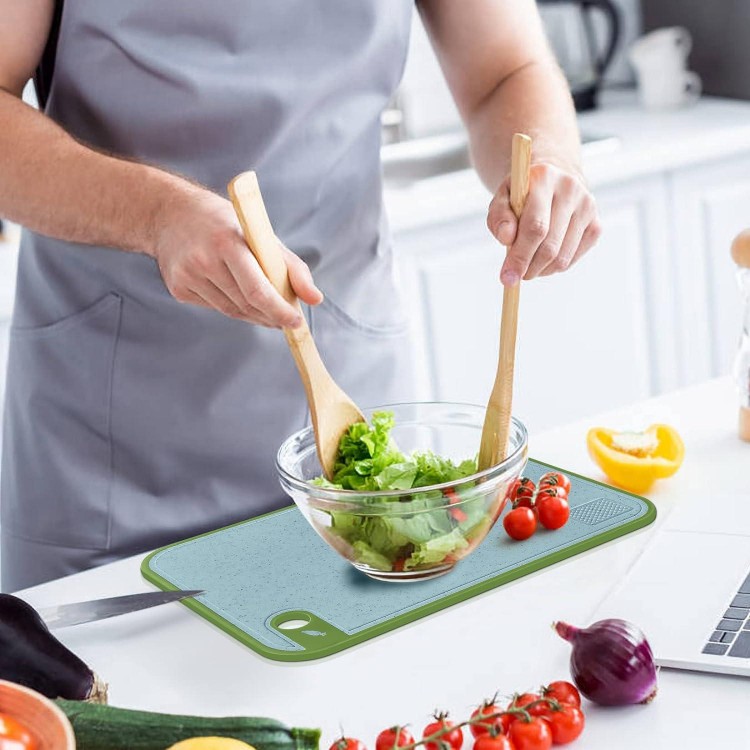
[0,0,600,591]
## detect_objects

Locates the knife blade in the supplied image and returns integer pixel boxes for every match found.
[37,589,204,629]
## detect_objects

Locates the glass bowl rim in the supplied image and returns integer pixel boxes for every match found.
[276,401,529,501]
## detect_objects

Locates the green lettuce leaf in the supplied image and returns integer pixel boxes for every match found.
[351,541,393,571]
[404,527,469,570]
[316,411,481,570]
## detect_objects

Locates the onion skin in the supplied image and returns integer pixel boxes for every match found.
[0,594,107,703]
[554,619,657,706]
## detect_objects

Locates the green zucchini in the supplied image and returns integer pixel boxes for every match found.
[56,700,321,750]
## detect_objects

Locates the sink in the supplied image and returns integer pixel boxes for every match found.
[381,132,470,186]
[381,130,620,186]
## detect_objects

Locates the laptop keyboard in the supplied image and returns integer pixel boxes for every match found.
[702,570,750,658]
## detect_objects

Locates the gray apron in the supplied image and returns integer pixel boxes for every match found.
[1,0,416,591]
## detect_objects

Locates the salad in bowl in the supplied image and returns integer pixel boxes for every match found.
[277,403,528,581]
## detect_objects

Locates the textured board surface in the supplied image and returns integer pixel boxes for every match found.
[143,460,655,661]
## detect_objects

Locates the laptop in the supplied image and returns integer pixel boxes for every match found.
[590,483,750,677]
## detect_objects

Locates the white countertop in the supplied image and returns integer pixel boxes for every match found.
[18,378,750,749]
[384,93,750,234]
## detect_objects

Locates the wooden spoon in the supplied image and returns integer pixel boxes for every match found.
[478,133,532,470]
[228,172,365,479]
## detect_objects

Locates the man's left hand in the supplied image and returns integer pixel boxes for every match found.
[487,163,601,285]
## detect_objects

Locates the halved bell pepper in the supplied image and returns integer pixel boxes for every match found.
[586,424,684,494]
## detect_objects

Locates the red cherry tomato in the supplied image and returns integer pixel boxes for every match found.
[376,727,414,750]
[536,494,570,530]
[538,472,571,495]
[0,714,36,750]
[508,717,552,750]
[470,704,512,739]
[508,692,546,717]
[444,488,468,523]
[422,716,462,750]
[330,739,367,750]
[541,681,581,708]
[543,705,585,745]
[535,485,567,501]
[508,477,536,503]
[473,734,514,750]
[503,507,537,541]
[512,495,536,512]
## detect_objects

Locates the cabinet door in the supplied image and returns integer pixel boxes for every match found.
[394,175,668,434]
[670,156,750,382]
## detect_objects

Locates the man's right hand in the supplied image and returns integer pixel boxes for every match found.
[150,187,323,328]
[1,0,320,329]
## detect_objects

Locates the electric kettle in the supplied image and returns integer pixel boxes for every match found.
[537,0,621,111]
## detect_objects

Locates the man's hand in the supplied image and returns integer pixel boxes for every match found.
[487,162,601,286]
[151,188,323,327]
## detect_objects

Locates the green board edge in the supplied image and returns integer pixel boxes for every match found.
[141,459,656,663]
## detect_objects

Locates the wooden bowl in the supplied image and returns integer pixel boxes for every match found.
[0,680,75,749]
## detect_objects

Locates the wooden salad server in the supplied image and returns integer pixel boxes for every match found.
[478,133,532,470]
[228,172,365,479]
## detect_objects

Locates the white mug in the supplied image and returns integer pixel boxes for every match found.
[630,26,692,69]
[634,66,702,110]
[630,27,701,110]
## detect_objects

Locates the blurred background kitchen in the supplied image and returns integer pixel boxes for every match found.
[2,0,750,439]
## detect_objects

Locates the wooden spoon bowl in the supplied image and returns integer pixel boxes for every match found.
[0,680,76,749]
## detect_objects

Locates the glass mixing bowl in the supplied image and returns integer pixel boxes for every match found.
[277,402,528,582]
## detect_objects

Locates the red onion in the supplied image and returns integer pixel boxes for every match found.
[554,619,657,706]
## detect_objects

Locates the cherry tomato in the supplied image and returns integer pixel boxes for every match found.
[512,495,536,512]
[508,692,546,718]
[375,727,414,750]
[508,477,536,503]
[543,705,585,745]
[535,486,567,501]
[503,507,537,541]
[470,704,512,739]
[541,681,581,708]
[473,734,514,750]
[444,489,468,523]
[0,714,36,750]
[508,717,552,750]
[422,715,463,750]
[536,494,570,530]
[538,472,571,495]
[329,738,367,750]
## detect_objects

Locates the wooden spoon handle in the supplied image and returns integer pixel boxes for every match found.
[478,134,532,470]
[228,171,321,388]
[510,134,532,219]
[227,172,299,308]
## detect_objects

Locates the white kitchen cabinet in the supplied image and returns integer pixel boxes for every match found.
[389,97,750,431]
[669,155,750,384]
[395,174,669,434]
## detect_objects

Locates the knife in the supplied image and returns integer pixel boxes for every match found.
[37,590,204,629]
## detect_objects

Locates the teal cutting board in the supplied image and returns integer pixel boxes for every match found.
[142,460,655,661]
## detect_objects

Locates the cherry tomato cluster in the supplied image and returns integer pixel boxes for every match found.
[502,472,572,542]
[330,680,585,750]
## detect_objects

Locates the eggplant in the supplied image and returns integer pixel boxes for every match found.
[0,594,107,703]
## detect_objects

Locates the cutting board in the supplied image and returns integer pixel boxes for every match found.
[142,460,655,662]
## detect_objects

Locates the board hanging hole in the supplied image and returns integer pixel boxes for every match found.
[276,616,311,631]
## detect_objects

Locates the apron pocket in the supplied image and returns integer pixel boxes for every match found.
[310,297,416,408]
[1,293,122,550]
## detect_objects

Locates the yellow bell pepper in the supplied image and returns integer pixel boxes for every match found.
[586,424,684,494]
[168,740,256,750]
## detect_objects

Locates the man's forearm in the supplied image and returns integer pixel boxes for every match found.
[465,60,581,193]
[0,88,194,255]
